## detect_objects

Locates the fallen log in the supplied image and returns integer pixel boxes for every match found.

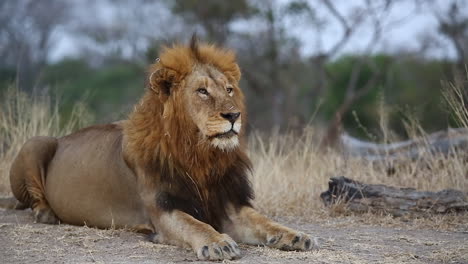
[320,176,468,216]
[340,128,468,162]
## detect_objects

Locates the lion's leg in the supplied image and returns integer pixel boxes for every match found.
[147,209,241,260]
[224,206,317,251]
[10,136,59,224]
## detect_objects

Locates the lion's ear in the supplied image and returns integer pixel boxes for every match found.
[149,67,178,100]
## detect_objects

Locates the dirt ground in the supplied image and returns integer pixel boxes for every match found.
[1,209,467,264]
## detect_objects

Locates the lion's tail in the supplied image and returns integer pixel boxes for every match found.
[0,197,27,210]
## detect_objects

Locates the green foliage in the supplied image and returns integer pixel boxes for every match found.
[384,58,453,134]
[323,55,390,134]
[40,59,145,121]
[0,68,16,94]
[322,55,453,138]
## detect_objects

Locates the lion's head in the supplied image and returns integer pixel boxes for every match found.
[147,36,245,151]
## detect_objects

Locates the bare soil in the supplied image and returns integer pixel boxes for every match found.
[1,208,467,264]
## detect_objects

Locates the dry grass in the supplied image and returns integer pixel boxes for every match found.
[0,88,92,194]
[249,129,468,218]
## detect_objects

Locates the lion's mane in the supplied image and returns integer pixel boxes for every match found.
[122,38,253,230]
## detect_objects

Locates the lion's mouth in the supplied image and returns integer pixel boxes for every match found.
[211,129,238,139]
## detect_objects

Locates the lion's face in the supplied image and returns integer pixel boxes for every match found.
[182,64,244,151]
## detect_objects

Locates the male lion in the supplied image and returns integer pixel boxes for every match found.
[9,37,315,260]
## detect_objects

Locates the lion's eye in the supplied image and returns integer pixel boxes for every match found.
[197,88,209,95]
[226,87,233,94]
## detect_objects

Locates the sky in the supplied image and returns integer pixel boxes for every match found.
[280,0,464,59]
[50,0,466,62]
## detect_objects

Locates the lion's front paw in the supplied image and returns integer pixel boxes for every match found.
[196,234,241,261]
[266,230,318,251]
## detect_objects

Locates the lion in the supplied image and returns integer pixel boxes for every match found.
[8,36,316,260]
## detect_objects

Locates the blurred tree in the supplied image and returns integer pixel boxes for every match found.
[0,0,69,90]
[322,55,453,139]
[72,0,182,64]
[317,0,390,146]
[234,0,317,129]
[169,0,253,43]
[430,0,468,66]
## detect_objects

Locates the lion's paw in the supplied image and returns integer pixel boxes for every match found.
[266,231,318,251]
[34,207,59,224]
[196,234,241,261]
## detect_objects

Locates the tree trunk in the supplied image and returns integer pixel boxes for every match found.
[321,176,468,216]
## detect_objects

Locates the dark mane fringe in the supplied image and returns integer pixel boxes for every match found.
[155,152,253,231]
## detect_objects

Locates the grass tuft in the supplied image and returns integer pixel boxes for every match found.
[0,88,92,194]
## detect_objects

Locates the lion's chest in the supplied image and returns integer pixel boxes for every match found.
[156,167,253,231]
[156,181,228,230]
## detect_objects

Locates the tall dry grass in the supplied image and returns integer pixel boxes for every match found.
[0,81,466,221]
[0,88,92,194]
[249,128,468,218]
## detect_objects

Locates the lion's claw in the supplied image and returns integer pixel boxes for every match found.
[266,231,318,251]
[196,235,241,260]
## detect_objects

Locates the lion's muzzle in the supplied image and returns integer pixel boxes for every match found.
[208,115,241,151]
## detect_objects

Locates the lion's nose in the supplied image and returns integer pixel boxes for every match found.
[220,112,240,123]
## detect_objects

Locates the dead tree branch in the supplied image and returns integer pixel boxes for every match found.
[321,176,468,216]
